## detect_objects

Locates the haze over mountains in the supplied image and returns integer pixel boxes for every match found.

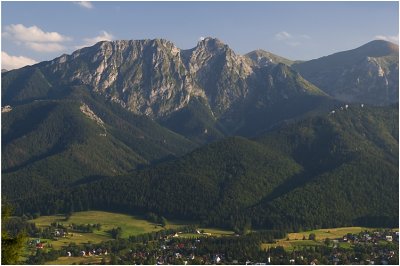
[1,37,398,230]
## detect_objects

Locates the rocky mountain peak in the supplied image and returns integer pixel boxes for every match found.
[245,50,294,67]
[196,37,227,51]
[292,39,399,105]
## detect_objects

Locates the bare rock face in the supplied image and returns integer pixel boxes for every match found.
[292,40,399,105]
[181,37,254,117]
[245,49,294,67]
[38,37,262,119]
[45,39,204,117]
[6,37,377,123]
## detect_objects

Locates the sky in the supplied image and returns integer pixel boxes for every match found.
[1,1,399,70]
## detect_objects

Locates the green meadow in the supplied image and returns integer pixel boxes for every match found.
[261,227,374,251]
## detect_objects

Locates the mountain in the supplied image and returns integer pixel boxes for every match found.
[2,39,202,117]
[2,37,329,140]
[292,40,399,105]
[11,105,398,230]
[2,88,196,200]
[1,69,8,73]
[245,49,294,67]
[2,38,398,230]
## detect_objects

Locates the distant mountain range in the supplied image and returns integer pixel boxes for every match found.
[2,38,398,230]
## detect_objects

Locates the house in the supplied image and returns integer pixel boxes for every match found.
[80,251,86,256]
[213,255,221,264]
[67,251,72,257]
[289,259,295,264]
[36,243,44,249]
[385,236,393,242]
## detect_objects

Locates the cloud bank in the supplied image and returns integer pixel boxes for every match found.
[3,24,71,53]
[274,31,311,47]
[77,31,114,48]
[375,34,399,44]
[2,51,37,70]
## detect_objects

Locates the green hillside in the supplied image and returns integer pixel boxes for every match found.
[2,90,197,200]
[159,97,227,144]
[11,105,398,230]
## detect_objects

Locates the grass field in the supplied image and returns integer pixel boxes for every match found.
[198,227,235,236]
[31,211,167,238]
[28,210,234,250]
[33,233,110,249]
[287,227,369,241]
[262,239,322,251]
[44,255,107,265]
[179,228,234,239]
[261,227,373,251]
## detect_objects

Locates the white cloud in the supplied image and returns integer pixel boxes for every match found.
[3,24,71,53]
[76,1,93,9]
[375,34,399,44]
[3,24,71,43]
[1,51,37,70]
[25,42,66,53]
[77,31,114,48]
[274,31,311,47]
[275,31,292,41]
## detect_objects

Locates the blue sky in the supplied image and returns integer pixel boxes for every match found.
[2,1,399,70]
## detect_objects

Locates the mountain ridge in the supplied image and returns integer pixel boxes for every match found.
[292,40,399,104]
[2,37,330,138]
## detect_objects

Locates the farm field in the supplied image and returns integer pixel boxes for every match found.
[44,255,106,265]
[287,227,369,241]
[30,211,167,238]
[25,211,236,264]
[262,227,373,251]
[29,211,233,247]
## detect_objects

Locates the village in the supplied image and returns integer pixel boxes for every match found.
[26,223,399,265]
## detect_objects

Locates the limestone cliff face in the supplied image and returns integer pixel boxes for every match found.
[39,37,259,118]
[292,40,399,105]
[2,37,332,120]
[181,37,254,116]
[44,39,204,117]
